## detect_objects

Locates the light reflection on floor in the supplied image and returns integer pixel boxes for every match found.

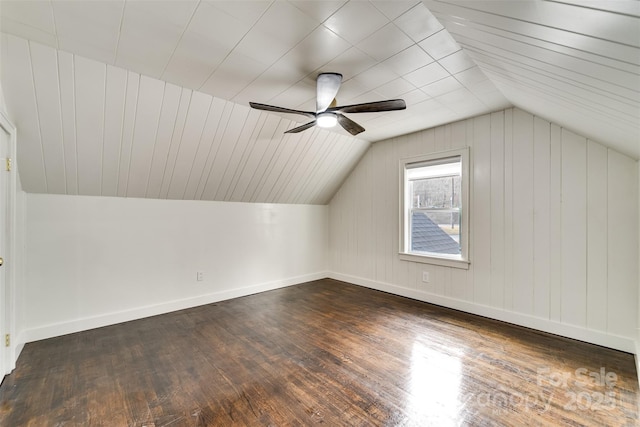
[407,341,463,426]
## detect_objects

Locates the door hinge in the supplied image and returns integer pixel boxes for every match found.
[5,158,11,172]
[5,334,9,347]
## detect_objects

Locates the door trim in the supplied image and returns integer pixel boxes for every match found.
[0,110,17,374]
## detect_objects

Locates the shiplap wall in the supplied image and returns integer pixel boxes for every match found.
[329,107,639,352]
[1,33,369,204]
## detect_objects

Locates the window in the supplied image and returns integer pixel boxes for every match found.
[400,148,470,269]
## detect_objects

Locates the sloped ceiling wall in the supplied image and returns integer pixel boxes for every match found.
[424,0,640,160]
[1,0,515,205]
[1,34,369,204]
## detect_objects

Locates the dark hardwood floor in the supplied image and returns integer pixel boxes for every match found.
[0,279,638,426]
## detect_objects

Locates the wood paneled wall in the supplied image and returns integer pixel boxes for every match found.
[329,108,639,352]
[1,34,369,205]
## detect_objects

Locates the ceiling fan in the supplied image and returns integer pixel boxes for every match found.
[249,72,406,136]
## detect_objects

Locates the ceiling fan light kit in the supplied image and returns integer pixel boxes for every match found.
[250,72,406,136]
[316,112,338,128]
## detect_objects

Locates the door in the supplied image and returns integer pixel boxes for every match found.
[0,121,10,376]
[0,117,10,379]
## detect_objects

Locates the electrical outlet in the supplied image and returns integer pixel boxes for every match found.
[196,272,204,281]
[422,271,430,283]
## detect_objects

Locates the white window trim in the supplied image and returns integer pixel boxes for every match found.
[399,147,470,270]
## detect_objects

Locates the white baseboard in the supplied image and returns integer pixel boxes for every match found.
[16,271,638,378]
[328,272,636,354]
[21,271,328,345]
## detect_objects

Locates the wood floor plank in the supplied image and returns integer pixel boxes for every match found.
[0,279,637,426]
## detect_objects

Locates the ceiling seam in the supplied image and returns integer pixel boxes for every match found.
[229,1,362,107]
[195,0,276,94]
[160,89,191,199]
[238,115,286,202]
[244,118,287,202]
[481,66,638,129]
[143,81,168,198]
[213,106,251,201]
[439,16,640,78]
[479,66,639,121]
[295,133,340,204]
[193,100,226,200]
[149,86,180,199]
[270,125,315,203]
[114,70,128,198]
[453,34,640,102]
[430,2,640,48]
[318,136,362,204]
[49,0,59,50]
[158,89,184,198]
[434,13,640,69]
[289,130,331,204]
[229,113,270,201]
[157,0,203,81]
[112,0,126,65]
[544,0,640,19]
[303,132,345,204]
[197,101,234,200]
[263,132,306,203]
[124,73,141,197]
[182,95,214,200]
[27,40,49,193]
[261,127,301,203]
[222,109,263,201]
[54,44,67,194]
[251,119,290,203]
[464,51,640,121]
[312,136,355,204]
[278,127,324,203]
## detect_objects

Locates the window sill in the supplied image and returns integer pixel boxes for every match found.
[399,252,470,270]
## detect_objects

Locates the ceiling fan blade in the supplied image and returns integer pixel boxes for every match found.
[316,73,343,113]
[284,120,317,134]
[330,99,406,114]
[250,102,316,119]
[337,114,365,136]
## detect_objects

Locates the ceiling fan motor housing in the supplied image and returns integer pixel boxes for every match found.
[250,72,406,136]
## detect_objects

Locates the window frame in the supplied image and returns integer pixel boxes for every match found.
[399,147,470,269]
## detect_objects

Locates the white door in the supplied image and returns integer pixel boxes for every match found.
[0,123,9,376]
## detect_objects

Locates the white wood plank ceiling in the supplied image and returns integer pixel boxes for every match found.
[424,0,640,160]
[0,0,510,202]
[0,1,637,204]
[2,33,370,204]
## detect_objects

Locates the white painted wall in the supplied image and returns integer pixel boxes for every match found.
[22,194,327,344]
[329,107,639,353]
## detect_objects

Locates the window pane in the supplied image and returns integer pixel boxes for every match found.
[409,159,461,255]
[411,210,460,255]
[411,176,461,209]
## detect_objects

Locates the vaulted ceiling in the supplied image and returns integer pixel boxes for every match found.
[0,1,638,204]
[425,0,639,160]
